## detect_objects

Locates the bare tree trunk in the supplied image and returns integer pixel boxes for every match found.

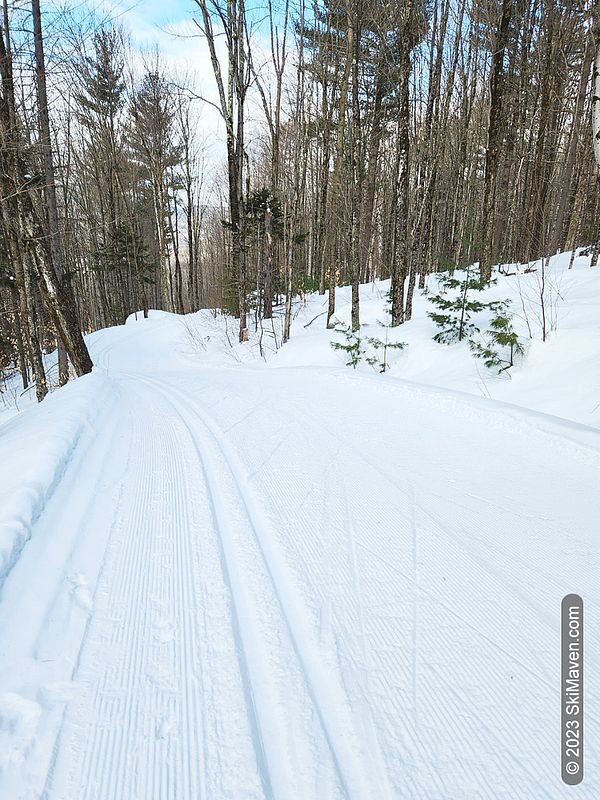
[591,5,600,266]
[167,183,184,313]
[1,217,47,399]
[10,288,29,390]
[594,11,600,171]
[22,259,48,401]
[263,209,274,319]
[195,0,249,341]
[358,66,384,284]
[317,85,332,295]
[350,3,362,331]
[480,0,513,282]
[31,0,89,381]
[391,36,411,326]
[325,7,353,328]
[549,39,593,255]
[29,0,92,376]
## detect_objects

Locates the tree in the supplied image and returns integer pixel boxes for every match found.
[592,0,600,265]
[129,67,182,313]
[479,0,513,282]
[194,0,251,342]
[0,1,92,395]
[390,0,425,325]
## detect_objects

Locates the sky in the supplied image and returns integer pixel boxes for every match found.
[78,0,197,38]
[33,0,295,195]
[56,0,289,178]
[54,0,234,179]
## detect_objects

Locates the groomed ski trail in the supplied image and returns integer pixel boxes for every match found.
[38,374,392,800]
[1,354,600,799]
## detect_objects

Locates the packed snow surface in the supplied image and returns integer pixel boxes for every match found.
[0,253,599,798]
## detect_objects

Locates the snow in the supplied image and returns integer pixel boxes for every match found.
[0,373,118,587]
[272,250,600,429]
[0,251,599,798]
[0,692,41,770]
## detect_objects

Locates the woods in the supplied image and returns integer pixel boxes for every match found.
[0,0,599,397]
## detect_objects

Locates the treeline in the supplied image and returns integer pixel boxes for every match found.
[200,0,600,341]
[1,3,205,398]
[1,0,599,396]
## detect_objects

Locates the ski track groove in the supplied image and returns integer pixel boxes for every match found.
[45,378,284,800]
[133,372,396,800]
[31,397,132,800]
[89,399,155,800]
[129,376,328,800]
[51,391,160,799]
[185,386,445,799]
[29,408,123,664]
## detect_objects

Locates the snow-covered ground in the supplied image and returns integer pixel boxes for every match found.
[0,252,599,798]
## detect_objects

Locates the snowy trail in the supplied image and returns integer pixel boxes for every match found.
[1,344,599,797]
[21,373,387,800]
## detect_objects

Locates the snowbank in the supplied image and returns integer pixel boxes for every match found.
[0,372,118,590]
[3,249,598,436]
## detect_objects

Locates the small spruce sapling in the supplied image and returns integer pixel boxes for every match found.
[330,323,369,368]
[470,304,524,372]
[331,322,406,371]
[425,264,502,343]
[426,264,524,372]
[366,324,407,373]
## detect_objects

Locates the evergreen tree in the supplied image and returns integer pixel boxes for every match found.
[331,321,406,371]
[426,265,503,343]
[470,305,525,372]
[427,264,524,372]
[128,70,183,312]
[74,28,130,324]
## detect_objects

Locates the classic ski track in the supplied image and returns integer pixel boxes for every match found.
[137,380,304,800]
[132,372,395,800]
[44,375,342,800]
[0,392,130,800]
[163,377,530,797]
[6,361,598,799]
[45,387,162,800]
[45,382,267,800]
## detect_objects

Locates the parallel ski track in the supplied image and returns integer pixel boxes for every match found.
[51,385,222,800]
[130,372,395,800]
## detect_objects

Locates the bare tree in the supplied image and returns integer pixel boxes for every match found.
[194,0,251,342]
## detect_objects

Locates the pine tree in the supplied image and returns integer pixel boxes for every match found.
[129,70,183,312]
[74,28,130,324]
[331,321,406,370]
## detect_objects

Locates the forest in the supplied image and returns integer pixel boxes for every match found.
[1,0,599,398]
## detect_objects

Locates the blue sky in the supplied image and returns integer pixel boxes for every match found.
[92,0,193,30]
[40,0,292,175]
[132,0,197,32]
[76,0,284,41]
